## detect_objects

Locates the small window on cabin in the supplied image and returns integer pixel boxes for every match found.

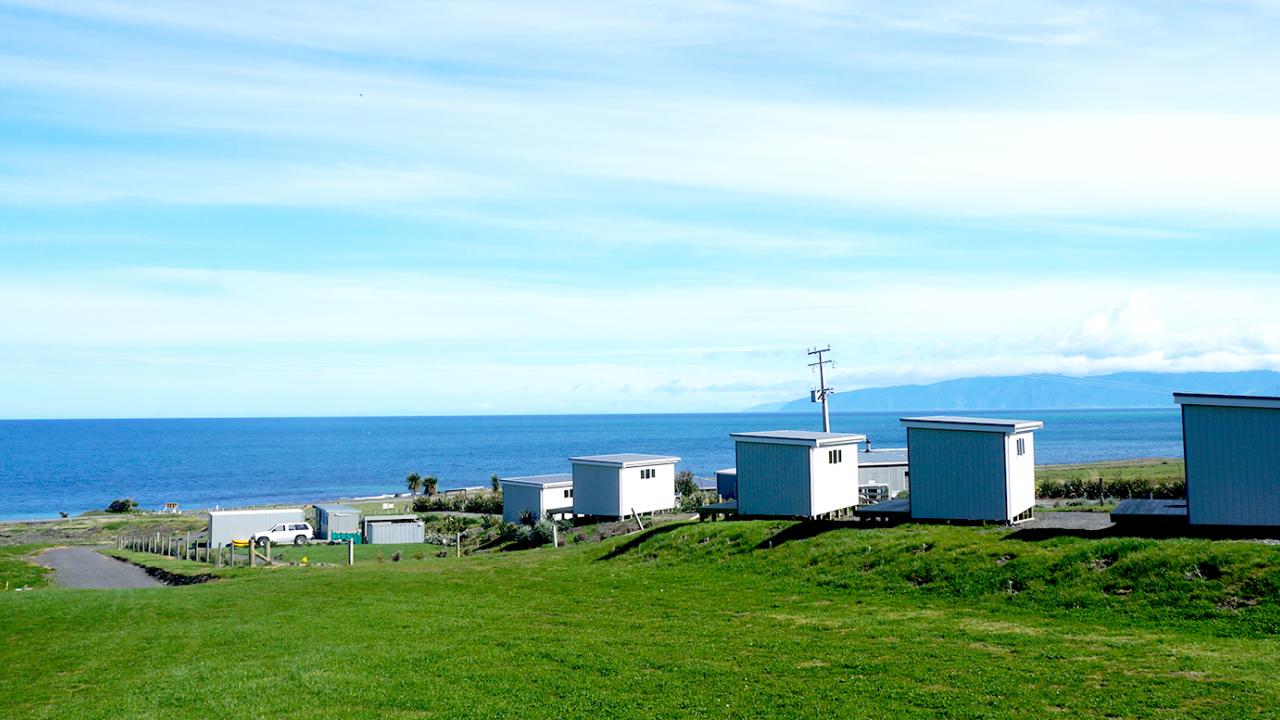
[1016,437,1026,456]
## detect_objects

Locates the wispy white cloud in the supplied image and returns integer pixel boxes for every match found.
[3,2,1280,416]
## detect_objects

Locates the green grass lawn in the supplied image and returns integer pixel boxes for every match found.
[270,541,443,564]
[4,520,1280,718]
[0,545,49,591]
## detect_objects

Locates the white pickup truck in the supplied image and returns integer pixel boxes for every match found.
[251,522,314,546]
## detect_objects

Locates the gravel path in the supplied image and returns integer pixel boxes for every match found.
[39,547,162,589]
[1022,511,1114,531]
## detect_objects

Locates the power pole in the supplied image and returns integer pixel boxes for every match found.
[808,346,834,433]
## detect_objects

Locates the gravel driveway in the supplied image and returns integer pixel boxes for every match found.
[39,547,162,589]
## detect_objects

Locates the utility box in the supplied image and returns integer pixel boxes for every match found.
[315,504,362,543]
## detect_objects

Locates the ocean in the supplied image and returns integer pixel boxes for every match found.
[0,409,1183,521]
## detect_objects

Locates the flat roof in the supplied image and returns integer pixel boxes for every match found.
[500,473,573,488]
[860,448,908,466]
[900,416,1043,433]
[362,514,421,523]
[315,504,359,513]
[1174,393,1280,410]
[730,430,867,447]
[569,453,681,468]
[715,467,737,476]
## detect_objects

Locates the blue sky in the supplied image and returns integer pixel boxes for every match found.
[3,0,1280,418]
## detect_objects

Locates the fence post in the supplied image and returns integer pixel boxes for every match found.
[348,538,354,566]
[552,523,558,548]
[265,539,271,566]
[456,532,461,558]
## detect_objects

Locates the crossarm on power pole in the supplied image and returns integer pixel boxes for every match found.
[807,346,835,433]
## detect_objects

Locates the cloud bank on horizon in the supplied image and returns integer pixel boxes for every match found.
[1,0,1279,417]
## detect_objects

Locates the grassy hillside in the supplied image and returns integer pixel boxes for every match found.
[4,521,1280,718]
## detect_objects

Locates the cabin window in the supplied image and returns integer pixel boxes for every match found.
[827,449,843,464]
[1016,437,1026,456]
[640,468,656,479]
[563,489,572,498]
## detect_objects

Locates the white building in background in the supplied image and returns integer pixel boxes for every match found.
[730,430,865,518]
[857,447,909,502]
[900,416,1042,524]
[568,454,680,518]
[500,474,574,525]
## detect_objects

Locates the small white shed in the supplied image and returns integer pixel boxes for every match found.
[1175,393,1280,527]
[569,453,680,519]
[730,430,866,518]
[901,416,1042,523]
[500,474,574,524]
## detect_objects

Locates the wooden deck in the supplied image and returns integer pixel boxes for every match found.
[1110,498,1189,524]
[697,500,737,521]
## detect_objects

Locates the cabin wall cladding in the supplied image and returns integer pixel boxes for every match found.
[1183,404,1280,526]
[571,463,623,517]
[502,483,544,524]
[735,441,811,517]
[907,428,1008,522]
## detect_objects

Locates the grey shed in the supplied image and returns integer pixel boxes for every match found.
[363,515,425,544]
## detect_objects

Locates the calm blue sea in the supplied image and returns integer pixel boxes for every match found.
[0,409,1182,521]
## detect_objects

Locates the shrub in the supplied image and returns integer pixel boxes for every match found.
[462,493,502,515]
[679,489,715,512]
[1037,471,1185,500]
[105,498,137,514]
[675,471,700,498]
[515,520,556,547]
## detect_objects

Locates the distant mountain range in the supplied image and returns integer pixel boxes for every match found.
[750,371,1280,413]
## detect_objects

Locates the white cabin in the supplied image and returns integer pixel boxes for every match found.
[1175,393,1280,527]
[730,430,866,518]
[500,474,574,524]
[900,416,1042,523]
[568,454,680,518]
